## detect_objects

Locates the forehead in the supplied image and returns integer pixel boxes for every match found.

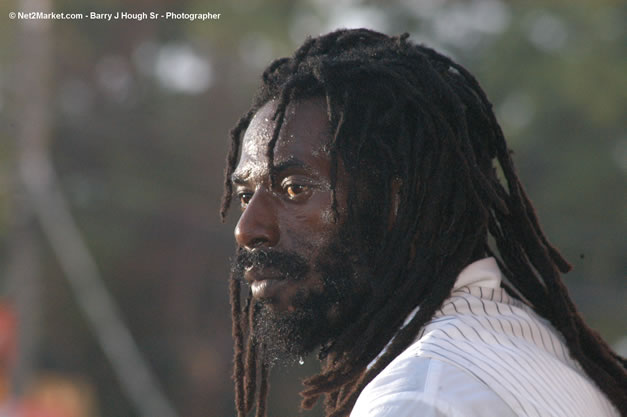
[235,98,332,177]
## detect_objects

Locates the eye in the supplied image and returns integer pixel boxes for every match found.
[237,192,253,208]
[285,184,309,199]
[286,184,305,197]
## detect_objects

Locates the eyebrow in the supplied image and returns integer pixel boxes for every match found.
[231,157,318,185]
[231,172,249,185]
[274,157,315,174]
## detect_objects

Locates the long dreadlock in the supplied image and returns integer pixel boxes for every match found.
[221,28,627,417]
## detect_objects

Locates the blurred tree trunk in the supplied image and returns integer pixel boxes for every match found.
[7,0,53,395]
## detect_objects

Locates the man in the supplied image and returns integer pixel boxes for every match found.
[221,29,626,417]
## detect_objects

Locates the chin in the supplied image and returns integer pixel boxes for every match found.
[254,302,324,365]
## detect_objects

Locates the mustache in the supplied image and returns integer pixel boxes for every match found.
[232,248,310,281]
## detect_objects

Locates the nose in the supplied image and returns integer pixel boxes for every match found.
[234,191,279,249]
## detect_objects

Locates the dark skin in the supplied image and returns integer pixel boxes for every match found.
[232,97,347,313]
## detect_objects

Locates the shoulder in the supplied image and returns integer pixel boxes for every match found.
[351,356,517,417]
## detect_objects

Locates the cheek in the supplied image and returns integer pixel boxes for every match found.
[280,192,338,250]
[309,191,338,231]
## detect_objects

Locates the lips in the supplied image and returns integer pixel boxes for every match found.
[245,268,290,300]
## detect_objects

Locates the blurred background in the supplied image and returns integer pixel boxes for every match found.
[1,0,625,416]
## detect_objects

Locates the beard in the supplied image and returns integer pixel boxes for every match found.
[231,231,372,365]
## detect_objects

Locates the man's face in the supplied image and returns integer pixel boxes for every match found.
[231,97,370,361]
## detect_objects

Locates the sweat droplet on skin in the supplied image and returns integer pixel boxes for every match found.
[321,208,336,224]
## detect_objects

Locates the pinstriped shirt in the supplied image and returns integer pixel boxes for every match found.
[351,258,619,417]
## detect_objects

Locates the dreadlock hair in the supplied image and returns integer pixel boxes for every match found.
[221,28,627,417]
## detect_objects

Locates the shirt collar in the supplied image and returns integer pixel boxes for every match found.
[401,257,501,328]
[453,257,502,290]
[369,257,503,369]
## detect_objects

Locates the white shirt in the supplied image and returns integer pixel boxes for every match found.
[351,258,619,417]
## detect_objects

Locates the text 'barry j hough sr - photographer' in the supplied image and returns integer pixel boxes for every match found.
[89,11,221,21]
